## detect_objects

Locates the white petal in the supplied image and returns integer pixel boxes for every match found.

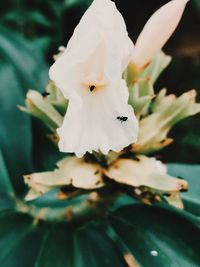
[49,0,133,100]
[49,0,137,156]
[58,81,138,157]
[132,0,189,68]
[65,0,133,73]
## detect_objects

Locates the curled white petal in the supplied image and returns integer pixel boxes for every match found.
[132,0,189,68]
[58,80,138,157]
[49,0,133,100]
[49,0,138,157]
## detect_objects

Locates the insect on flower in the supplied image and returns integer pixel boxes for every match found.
[49,0,138,157]
[117,116,128,122]
[89,85,96,92]
[42,92,50,97]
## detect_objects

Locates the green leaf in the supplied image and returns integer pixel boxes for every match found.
[0,149,14,196]
[31,120,63,171]
[2,10,52,28]
[27,11,52,28]
[168,164,200,216]
[0,211,74,267]
[33,223,73,267]
[0,27,48,195]
[194,0,200,11]
[64,0,92,9]
[0,26,48,91]
[74,224,128,267]
[110,204,200,267]
[0,149,15,210]
[0,212,44,267]
[1,203,199,267]
[31,36,52,54]
[163,115,200,163]
[0,63,32,195]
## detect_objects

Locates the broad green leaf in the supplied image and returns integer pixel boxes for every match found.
[74,224,128,267]
[33,223,74,267]
[0,149,15,210]
[163,115,200,163]
[168,164,200,216]
[0,212,33,255]
[0,149,13,196]
[111,204,200,267]
[1,204,199,267]
[0,27,48,195]
[31,120,63,171]
[110,195,140,212]
[0,211,47,267]
[0,63,32,195]
[0,211,74,267]
[0,26,48,91]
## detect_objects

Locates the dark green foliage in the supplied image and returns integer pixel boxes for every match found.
[168,163,200,216]
[0,27,48,195]
[32,223,74,267]
[0,203,200,267]
[110,204,200,267]
[161,115,200,163]
[0,0,92,57]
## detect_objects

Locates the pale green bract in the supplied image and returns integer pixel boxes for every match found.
[21,49,200,210]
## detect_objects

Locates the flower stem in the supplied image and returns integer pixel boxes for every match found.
[16,192,116,225]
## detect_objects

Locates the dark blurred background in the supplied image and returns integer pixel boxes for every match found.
[0,0,200,170]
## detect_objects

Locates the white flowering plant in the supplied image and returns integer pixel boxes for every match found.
[1,0,200,266]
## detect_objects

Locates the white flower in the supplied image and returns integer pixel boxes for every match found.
[132,0,189,69]
[49,0,138,157]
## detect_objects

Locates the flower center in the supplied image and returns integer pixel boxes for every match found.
[82,76,109,93]
[89,85,96,92]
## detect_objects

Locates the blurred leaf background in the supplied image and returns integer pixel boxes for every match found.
[0,0,200,197]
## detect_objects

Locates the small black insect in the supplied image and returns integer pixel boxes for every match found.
[42,92,50,97]
[89,85,96,92]
[117,116,128,122]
